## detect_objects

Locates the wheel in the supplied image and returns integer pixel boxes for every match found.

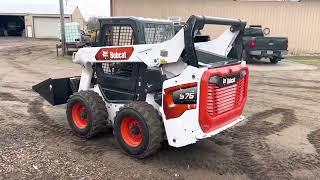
[242,50,253,63]
[270,57,280,64]
[113,102,164,158]
[66,90,108,139]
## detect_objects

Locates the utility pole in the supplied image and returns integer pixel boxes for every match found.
[59,0,66,56]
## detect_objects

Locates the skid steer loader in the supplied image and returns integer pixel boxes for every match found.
[33,15,249,158]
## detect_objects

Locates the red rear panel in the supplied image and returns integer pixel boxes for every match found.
[199,64,249,133]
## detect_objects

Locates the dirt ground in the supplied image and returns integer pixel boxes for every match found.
[0,37,319,180]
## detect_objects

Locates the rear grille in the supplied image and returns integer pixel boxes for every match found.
[207,77,246,117]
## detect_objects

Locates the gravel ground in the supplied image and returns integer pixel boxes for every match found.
[0,37,319,179]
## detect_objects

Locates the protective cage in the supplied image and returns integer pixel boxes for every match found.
[98,17,175,46]
[106,25,135,46]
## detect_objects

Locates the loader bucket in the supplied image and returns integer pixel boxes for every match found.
[32,77,80,105]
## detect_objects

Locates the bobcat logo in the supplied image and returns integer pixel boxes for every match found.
[102,50,109,58]
[223,77,236,85]
[96,47,134,61]
[101,50,127,59]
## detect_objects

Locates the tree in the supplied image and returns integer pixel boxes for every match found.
[87,17,100,30]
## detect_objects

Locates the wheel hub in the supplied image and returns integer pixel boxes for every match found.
[80,111,87,119]
[131,125,140,135]
[71,102,88,129]
[120,116,143,147]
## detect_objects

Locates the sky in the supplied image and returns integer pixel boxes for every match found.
[2,0,110,20]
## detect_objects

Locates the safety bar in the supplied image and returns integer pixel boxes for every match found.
[202,16,243,27]
[182,15,247,67]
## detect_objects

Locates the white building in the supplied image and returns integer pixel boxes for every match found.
[0,3,86,38]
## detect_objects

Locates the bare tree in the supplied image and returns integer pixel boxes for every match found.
[87,17,100,30]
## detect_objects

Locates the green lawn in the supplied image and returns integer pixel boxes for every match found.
[287,56,320,65]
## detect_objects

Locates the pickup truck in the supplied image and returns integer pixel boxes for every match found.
[242,25,288,64]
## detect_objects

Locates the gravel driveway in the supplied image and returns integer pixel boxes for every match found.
[0,37,319,179]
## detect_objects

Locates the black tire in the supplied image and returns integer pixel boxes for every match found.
[113,102,164,158]
[66,90,108,139]
[270,57,280,64]
[242,50,253,63]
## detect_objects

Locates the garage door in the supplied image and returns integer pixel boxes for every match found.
[33,17,69,38]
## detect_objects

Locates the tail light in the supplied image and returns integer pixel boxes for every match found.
[285,40,288,49]
[249,39,256,49]
[163,83,197,120]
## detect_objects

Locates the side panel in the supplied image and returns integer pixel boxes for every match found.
[92,85,124,124]
[91,85,160,125]
[73,30,185,67]
[78,65,93,91]
[161,66,205,147]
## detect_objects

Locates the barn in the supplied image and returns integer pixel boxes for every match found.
[110,0,320,55]
[0,4,86,39]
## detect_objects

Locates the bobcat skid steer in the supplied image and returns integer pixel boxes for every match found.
[33,15,249,158]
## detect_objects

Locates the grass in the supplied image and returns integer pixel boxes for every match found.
[287,56,320,65]
[55,54,320,65]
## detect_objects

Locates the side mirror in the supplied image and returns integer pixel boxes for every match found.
[263,28,270,35]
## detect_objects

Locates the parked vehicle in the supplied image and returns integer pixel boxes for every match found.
[242,25,288,64]
[33,15,249,158]
[87,29,100,47]
[80,30,91,46]
[0,26,6,36]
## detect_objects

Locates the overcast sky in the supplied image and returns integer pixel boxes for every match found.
[3,0,110,20]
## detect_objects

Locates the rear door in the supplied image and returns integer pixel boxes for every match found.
[253,37,288,51]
